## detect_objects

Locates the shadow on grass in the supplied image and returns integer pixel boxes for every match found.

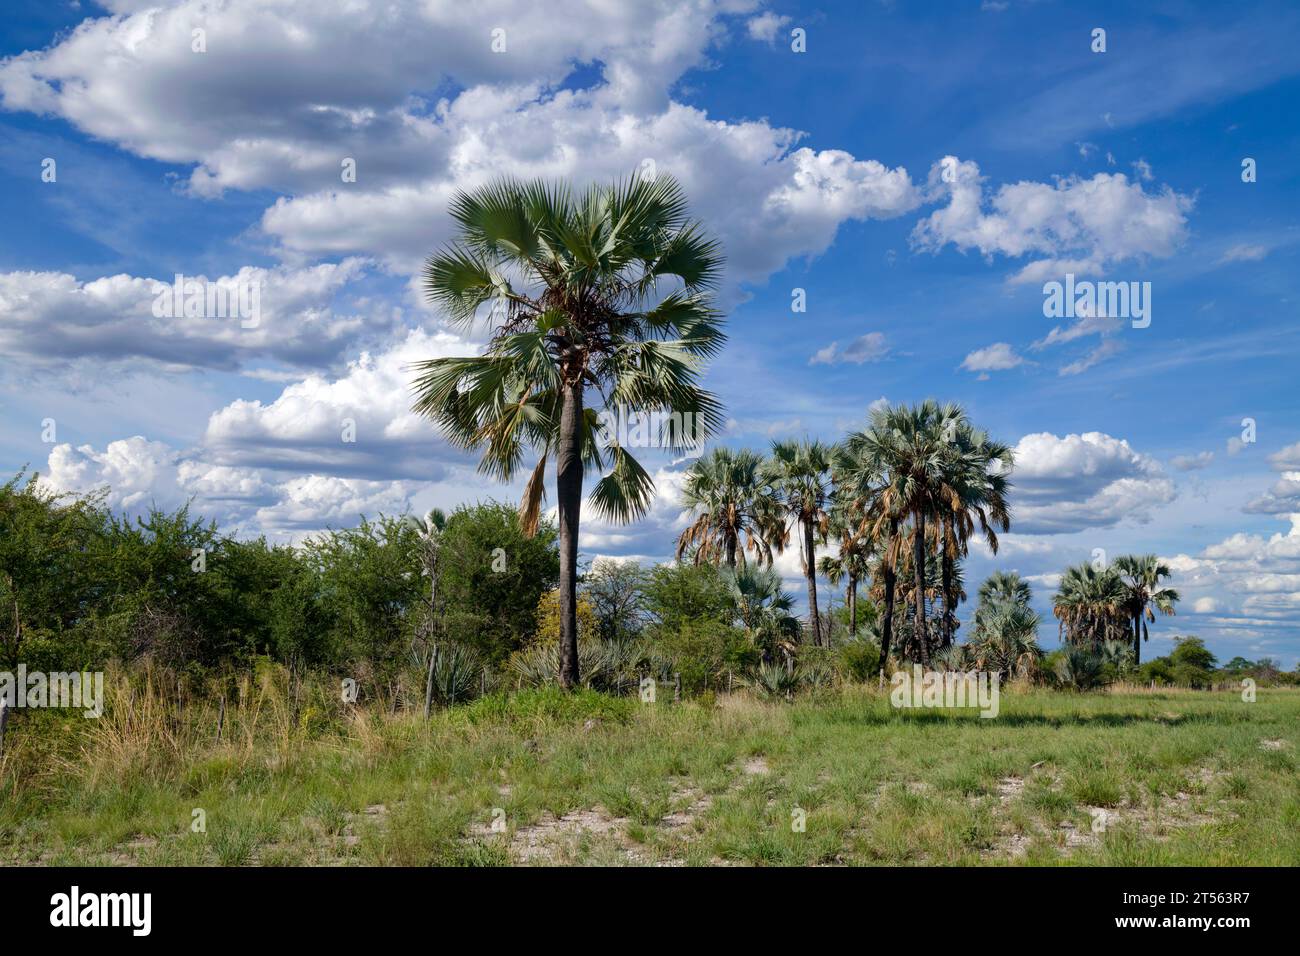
[803,708,1257,729]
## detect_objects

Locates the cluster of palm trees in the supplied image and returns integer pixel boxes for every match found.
[408,173,1177,691]
[1052,555,1179,664]
[675,401,1014,670]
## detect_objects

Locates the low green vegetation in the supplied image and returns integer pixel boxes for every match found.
[2,681,1296,866]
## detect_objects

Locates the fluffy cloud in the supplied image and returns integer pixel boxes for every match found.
[1244,474,1300,515]
[0,259,381,373]
[1268,442,1300,471]
[1240,444,1300,514]
[252,475,417,531]
[260,105,922,284]
[809,332,889,365]
[1009,431,1175,534]
[960,342,1024,373]
[1,0,920,293]
[746,11,791,43]
[0,0,755,194]
[1167,517,1300,633]
[41,436,189,511]
[910,157,1193,285]
[1170,451,1214,471]
[202,327,473,479]
[39,435,416,535]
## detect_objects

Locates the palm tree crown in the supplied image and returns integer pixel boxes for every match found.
[1114,553,1179,665]
[676,447,780,568]
[1052,563,1130,647]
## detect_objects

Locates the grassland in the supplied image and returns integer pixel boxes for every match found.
[2,684,1297,866]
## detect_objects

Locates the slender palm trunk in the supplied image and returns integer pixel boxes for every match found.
[878,522,898,680]
[802,518,821,647]
[725,530,737,569]
[940,517,954,649]
[913,512,930,664]
[1133,610,1143,666]
[556,378,584,689]
[848,573,858,637]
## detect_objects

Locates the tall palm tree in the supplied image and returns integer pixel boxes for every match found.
[411,175,725,688]
[762,440,833,647]
[1113,554,1179,665]
[835,430,899,674]
[816,514,874,639]
[676,448,780,568]
[933,422,1013,648]
[1052,563,1129,648]
[870,537,948,662]
[823,449,882,639]
[842,401,960,665]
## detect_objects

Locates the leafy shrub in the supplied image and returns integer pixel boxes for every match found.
[930,644,970,673]
[837,638,881,683]
[743,661,801,700]
[796,647,839,690]
[643,562,732,632]
[653,618,755,694]
[422,642,484,707]
[1051,647,1107,690]
[507,638,643,694]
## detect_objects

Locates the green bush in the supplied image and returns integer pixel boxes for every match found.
[654,618,755,694]
[837,638,881,683]
[1050,647,1107,690]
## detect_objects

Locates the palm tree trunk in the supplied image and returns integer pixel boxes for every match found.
[940,517,953,649]
[1133,610,1142,666]
[556,378,584,689]
[802,518,821,647]
[726,530,737,569]
[878,521,898,680]
[848,573,858,637]
[913,513,930,664]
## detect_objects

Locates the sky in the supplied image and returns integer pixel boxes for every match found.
[1,0,1298,667]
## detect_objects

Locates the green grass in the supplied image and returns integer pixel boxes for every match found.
[2,686,1297,866]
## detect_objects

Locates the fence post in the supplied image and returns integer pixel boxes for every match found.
[215,695,225,742]
[674,673,681,703]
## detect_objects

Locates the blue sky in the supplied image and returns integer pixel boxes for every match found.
[2,0,1298,666]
